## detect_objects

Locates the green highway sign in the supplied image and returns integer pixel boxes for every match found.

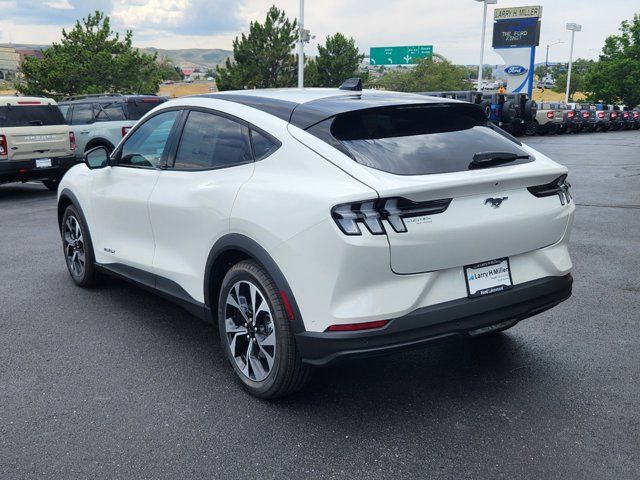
[369,45,433,66]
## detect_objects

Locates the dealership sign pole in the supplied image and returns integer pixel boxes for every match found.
[475,0,498,92]
[492,5,542,96]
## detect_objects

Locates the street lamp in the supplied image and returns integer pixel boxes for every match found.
[475,0,497,91]
[545,40,563,78]
[565,23,582,104]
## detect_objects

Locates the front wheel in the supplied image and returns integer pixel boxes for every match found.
[218,260,312,399]
[61,205,102,287]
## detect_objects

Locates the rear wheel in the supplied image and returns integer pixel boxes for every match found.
[524,120,538,136]
[42,178,60,191]
[61,205,102,287]
[218,260,312,399]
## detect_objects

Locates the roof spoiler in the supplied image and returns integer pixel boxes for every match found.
[339,78,362,91]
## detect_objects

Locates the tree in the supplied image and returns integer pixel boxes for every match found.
[157,56,182,81]
[205,69,216,78]
[377,56,472,92]
[552,58,593,100]
[585,13,640,106]
[18,11,160,98]
[216,6,297,90]
[305,33,364,87]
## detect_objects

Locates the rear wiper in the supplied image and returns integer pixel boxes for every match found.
[469,151,529,169]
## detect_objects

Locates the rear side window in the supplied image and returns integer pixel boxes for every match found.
[250,129,280,160]
[70,103,94,125]
[0,105,66,127]
[94,102,126,121]
[313,104,532,175]
[173,111,252,170]
[126,98,164,120]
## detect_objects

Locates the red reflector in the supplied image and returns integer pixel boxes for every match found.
[582,111,589,118]
[326,320,389,332]
[0,134,6,155]
[19,168,28,173]
[121,126,131,137]
[546,111,554,119]
[598,112,605,118]
[69,132,77,151]
[17,101,41,105]
[634,112,639,119]
[568,111,574,118]
[611,112,618,118]
[279,291,295,321]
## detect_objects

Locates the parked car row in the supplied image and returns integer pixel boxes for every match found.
[419,91,640,137]
[0,93,167,189]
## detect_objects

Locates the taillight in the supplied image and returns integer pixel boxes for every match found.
[69,132,76,151]
[546,111,554,119]
[326,320,389,332]
[598,112,605,119]
[121,126,132,137]
[0,135,6,155]
[567,111,575,118]
[634,112,639,119]
[331,197,452,236]
[623,112,630,119]
[582,111,590,118]
[611,111,618,119]
[527,175,572,205]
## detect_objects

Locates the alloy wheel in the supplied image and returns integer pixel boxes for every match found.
[64,215,85,277]
[224,280,276,382]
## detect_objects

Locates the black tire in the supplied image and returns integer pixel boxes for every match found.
[524,120,538,136]
[42,178,60,191]
[61,205,102,287]
[480,100,492,119]
[524,99,536,121]
[218,260,313,399]
[546,123,559,135]
[502,101,516,124]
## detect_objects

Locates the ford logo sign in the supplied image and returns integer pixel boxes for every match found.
[504,65,528,76]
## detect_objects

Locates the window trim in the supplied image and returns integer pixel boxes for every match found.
[111,107,184,170]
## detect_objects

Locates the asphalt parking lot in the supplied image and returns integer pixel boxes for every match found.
[1,131,639,479]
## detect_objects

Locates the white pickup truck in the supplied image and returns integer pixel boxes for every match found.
[57,94,167,157]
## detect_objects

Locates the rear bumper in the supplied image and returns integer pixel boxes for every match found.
[0,155,79,183]
[295,274,572,366]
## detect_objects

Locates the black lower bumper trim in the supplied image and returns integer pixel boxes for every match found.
[0,155,79,183]
[295,275,572,366]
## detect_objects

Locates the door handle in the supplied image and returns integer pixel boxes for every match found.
[80,130,90,134]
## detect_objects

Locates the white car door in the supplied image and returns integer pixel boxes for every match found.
[148,109,270,303]
[91,109,181,271]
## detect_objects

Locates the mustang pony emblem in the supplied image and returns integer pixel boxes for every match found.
[485,197,508,208]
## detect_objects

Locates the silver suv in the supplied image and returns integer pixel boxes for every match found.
[58,94,167,157]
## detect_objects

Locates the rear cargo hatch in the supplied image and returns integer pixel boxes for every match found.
[315,103,570,274]
[0,103,70,160]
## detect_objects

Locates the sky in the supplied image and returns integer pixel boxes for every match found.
[0,0,637,65]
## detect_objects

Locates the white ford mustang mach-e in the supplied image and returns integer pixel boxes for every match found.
[57,85,574,398]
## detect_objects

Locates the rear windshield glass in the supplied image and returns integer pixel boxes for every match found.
[318,104,532,175]
[0,105,66,127]
[126,98,165,120]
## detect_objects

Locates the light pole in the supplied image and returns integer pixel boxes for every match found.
[565,23,582,104]
[297,0,305,88]
[545,40,563,79]
[475,0,497,91]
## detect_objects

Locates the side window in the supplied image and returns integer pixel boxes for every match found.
[173,111,252,170]
[118,110,179,168]
[250,129,280,161]
[94,102,126,122]
[70,103,93,125]
[58,105,70,122]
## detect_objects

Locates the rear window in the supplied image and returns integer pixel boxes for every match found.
[126,98,165,120]
[312,104,532,175]
[0,105,66,127]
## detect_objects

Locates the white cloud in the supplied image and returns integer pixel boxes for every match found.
[111,0,189,29]
[44,0,74,9]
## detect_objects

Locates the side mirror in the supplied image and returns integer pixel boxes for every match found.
[84,146,110,169]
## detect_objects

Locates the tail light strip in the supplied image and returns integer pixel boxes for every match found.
[0,135,7,155]
[332,197,452,236]
[527,175,572,205]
